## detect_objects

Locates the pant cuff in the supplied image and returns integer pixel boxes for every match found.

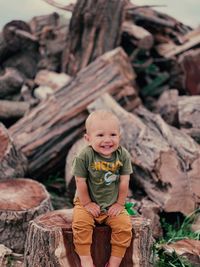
[74,244,91,256]
[111,245,126,258]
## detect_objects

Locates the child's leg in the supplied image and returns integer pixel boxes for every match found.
[72,199,95,267]
[106,211,132,267]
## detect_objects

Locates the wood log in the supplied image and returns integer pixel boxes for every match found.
[0,123,27,179]
[2,20,35,51]
[9,47,138,178]
[0,178,53,253]
[122,21,154,50]
[0,100,29,120]
[0,33,12,63]
[178,96,200,144]
[29,13,60,35]
[24,209,152,267]
[62,0,125,75]
[178,48,200,95]
[0,68,24,99]
[2,50,39,79]
[34,70,71,91]
[88,93,200,216]
[156,28,200,58]
[155,89,179,126]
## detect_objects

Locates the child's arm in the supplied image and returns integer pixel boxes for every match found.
[75,176,100,217]
[107,174,130,217]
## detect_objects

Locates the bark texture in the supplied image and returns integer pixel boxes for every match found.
[62,0,125,75]
[0,123,27,179]
[0,178,53,253]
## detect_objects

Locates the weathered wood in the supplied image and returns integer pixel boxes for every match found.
[0,68,24,99]
[0,178,53,253]
[9,47,138,178]
[35,70,71,90]
[62,0,126,75]
[29,13,60,35]
[88,93,200,215]
[3,20,32,51]
[178,48,200,95]
[0,123,27,179]
[0,100,29,120]
[178,95,200,144]
[2,51,39,79]
[155,89,179,126]
[24,209,152,267]
[156,28,200,58]
[140,199,163,239]
[0,33,12,62]
[122,21,154,50]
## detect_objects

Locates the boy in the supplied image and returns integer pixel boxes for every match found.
[72,110,133,267]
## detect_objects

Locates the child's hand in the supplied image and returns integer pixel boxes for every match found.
[107,202,124,217]
[84,202,100,217]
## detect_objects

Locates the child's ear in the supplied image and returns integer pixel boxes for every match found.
[84,133,90,142]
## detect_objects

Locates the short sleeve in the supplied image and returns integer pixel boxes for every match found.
[120,148,133,175]
[72,157,88,178]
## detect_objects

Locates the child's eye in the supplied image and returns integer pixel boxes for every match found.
[97,134,103,137]
[111,133,117,136]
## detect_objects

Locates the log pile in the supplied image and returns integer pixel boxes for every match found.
[0,0,200,265]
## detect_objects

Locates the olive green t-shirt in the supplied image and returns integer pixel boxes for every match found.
[72,145,133,211]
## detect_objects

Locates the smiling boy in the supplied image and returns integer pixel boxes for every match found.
[72,110,133,267]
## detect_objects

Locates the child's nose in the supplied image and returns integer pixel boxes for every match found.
[104,136,111,142]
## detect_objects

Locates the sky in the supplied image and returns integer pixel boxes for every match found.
[0,0,199,30]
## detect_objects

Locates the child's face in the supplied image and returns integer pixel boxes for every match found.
[85,118,120,158]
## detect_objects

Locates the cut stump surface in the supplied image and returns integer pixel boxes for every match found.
[0,178,53,253]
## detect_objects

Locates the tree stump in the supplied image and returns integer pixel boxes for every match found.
[24,209,152,267]
[0,123,27,179]
[0,178,53,253]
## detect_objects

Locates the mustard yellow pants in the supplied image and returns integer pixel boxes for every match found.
[72,199,132,258]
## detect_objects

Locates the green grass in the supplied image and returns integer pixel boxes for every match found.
[153,209,200,267]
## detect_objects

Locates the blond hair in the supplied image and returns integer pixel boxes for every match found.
[85,110,120,133]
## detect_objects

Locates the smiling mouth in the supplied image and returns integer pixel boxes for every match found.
[100,145,113,149]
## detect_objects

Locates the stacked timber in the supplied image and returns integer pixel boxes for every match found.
[0,0,200,266]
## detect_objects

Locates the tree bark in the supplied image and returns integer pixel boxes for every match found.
[62,0,126,75]
[0,123,27,179]
[0,178,53,253]
[88,93,200,216]
[9,47,138,178]
[24,209,152,267]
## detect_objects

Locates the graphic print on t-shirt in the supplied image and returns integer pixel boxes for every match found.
[91,160,122,172]
[104,171,119,185]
